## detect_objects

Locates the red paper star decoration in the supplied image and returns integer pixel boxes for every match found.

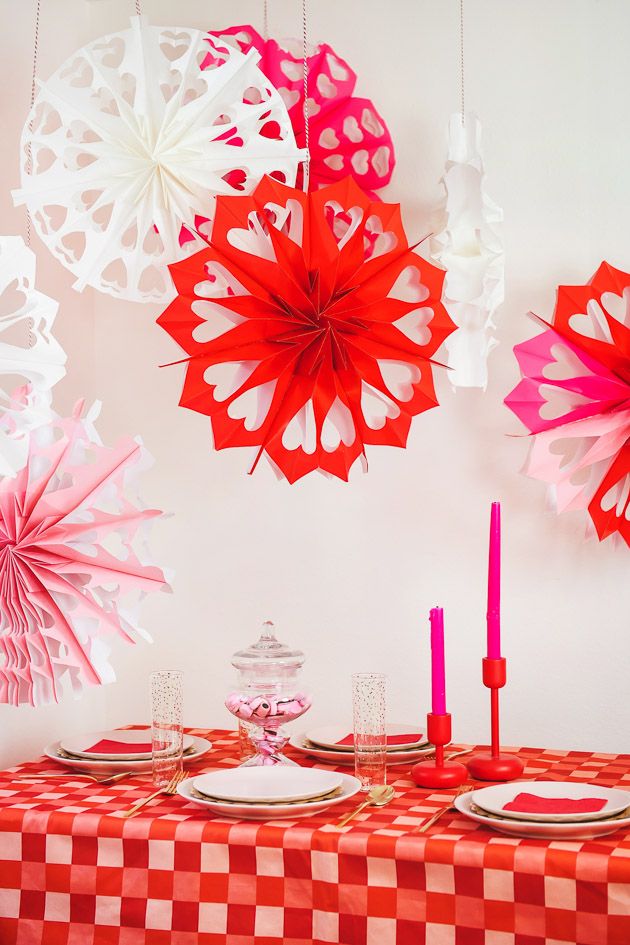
[158,176,455,482]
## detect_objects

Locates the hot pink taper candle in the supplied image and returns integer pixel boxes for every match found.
[487,502,501,659]
[430,607,446,715]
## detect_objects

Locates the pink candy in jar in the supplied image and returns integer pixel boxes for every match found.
[225,692,310,724]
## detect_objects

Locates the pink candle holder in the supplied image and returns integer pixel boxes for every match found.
[466,658,524,781]
[411,712,467,789]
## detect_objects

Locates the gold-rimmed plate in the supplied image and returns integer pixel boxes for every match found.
[455,791,630,840]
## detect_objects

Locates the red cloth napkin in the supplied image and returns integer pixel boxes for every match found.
[336,733,423,747]
[85,739,152,755]
[502,792,608,814]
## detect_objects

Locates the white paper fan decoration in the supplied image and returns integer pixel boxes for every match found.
[432,113,504,389]
[0,235,66,477]
[13,15,306,304]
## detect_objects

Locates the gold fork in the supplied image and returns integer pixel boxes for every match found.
[119,770,186,819]
[411,783,472,834]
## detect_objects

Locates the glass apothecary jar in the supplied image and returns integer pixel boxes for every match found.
[225,621,311,766]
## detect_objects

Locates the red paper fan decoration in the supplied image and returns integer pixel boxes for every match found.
[158,175,454,483]
[505,262,630,546]
[206,25,395,194]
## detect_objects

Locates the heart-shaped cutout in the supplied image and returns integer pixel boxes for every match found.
[319,127,340,150]
[361,108,385,138]
[343,116,363,143]
[227,380,276,431]
[316,74,337,99]
[351,149,369,176]
[326,53,350,82]
[569,300,614,344]
[321,398,356,452]
[280,58,302,82]
[378,360,420,402]
[93,37,124,70]
[360,382,400,430]
[396,308,434,347]
[281,401,317,454]
[390,266,430,304]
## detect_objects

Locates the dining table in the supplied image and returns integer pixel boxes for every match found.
[0,727,629,945]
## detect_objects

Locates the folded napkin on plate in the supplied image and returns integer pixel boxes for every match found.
[85,739,153,754]
[336,732,423,747]
[502,792,607,814]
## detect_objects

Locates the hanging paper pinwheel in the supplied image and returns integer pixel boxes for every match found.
[207,25,395,195]
[0,399,169,706]
[0,236,66,477]
[158,175,454,483]
[432,113,503,389]
[505,262,630,547]
[12,16,304,304]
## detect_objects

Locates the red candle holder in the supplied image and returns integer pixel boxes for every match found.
[411,712,467,789]
[467,658,524,781]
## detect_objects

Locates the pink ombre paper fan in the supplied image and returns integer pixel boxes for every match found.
[0,396,169,706]
[505,262,630,546]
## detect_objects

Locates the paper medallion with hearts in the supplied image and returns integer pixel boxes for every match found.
[0,235,66,478]
[207,24,395,195]
[505,262,630,546]
[158,175,455,483]
[12,15,306,304]
[0,397,169,706]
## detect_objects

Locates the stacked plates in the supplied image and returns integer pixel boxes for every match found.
[44,729,212,775]
[179,765,361,820]
[290,724,434,766]
[457,781,630,840]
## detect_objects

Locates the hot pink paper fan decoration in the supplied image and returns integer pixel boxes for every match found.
[0,397,169,706]
[505,262,630,547]
[207,25,395,194]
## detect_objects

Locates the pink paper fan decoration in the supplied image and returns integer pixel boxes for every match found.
[0,396,169,706]
[505,262,630,547]
[207,25,395,194]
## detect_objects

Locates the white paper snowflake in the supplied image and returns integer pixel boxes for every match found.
[432,113,504,389]
[13,16,305,304]
[0,236,66,477]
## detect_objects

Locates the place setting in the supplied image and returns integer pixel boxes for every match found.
[455,781,630,841]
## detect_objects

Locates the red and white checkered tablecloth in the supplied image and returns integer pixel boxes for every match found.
[1,728,630,945]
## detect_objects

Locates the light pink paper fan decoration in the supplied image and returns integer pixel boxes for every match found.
[0,397,169,706]
[207,25,395,195]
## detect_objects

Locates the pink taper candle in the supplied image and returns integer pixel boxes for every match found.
[487,501,502,659]
[430,607,446,715]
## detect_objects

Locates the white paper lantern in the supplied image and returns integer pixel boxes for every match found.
[0,236,66,477]
[13,16,305,304]
[432,113,504,389]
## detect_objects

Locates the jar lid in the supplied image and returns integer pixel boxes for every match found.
[231,621,304,670]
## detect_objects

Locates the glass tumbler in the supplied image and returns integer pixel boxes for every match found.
[352,672,387,791]
[151,670,183,788]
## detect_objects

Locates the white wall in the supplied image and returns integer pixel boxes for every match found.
[1,0,629,768]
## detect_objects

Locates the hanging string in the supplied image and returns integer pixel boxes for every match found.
[301,0,310,192]
[25,0,42,351]
[459,0,465,125]
[263,0,269,41]
[134,0,141,14]
[26,0,41,250]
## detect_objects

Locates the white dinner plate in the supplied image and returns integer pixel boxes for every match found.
[455,791,630,840]
[44,736,212,774]
[289,732,435,766]
[179,772,361,820]
[60,729,195,762]
[306,724,428,753]
[472,781,630,823]
[194,766,343,804]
